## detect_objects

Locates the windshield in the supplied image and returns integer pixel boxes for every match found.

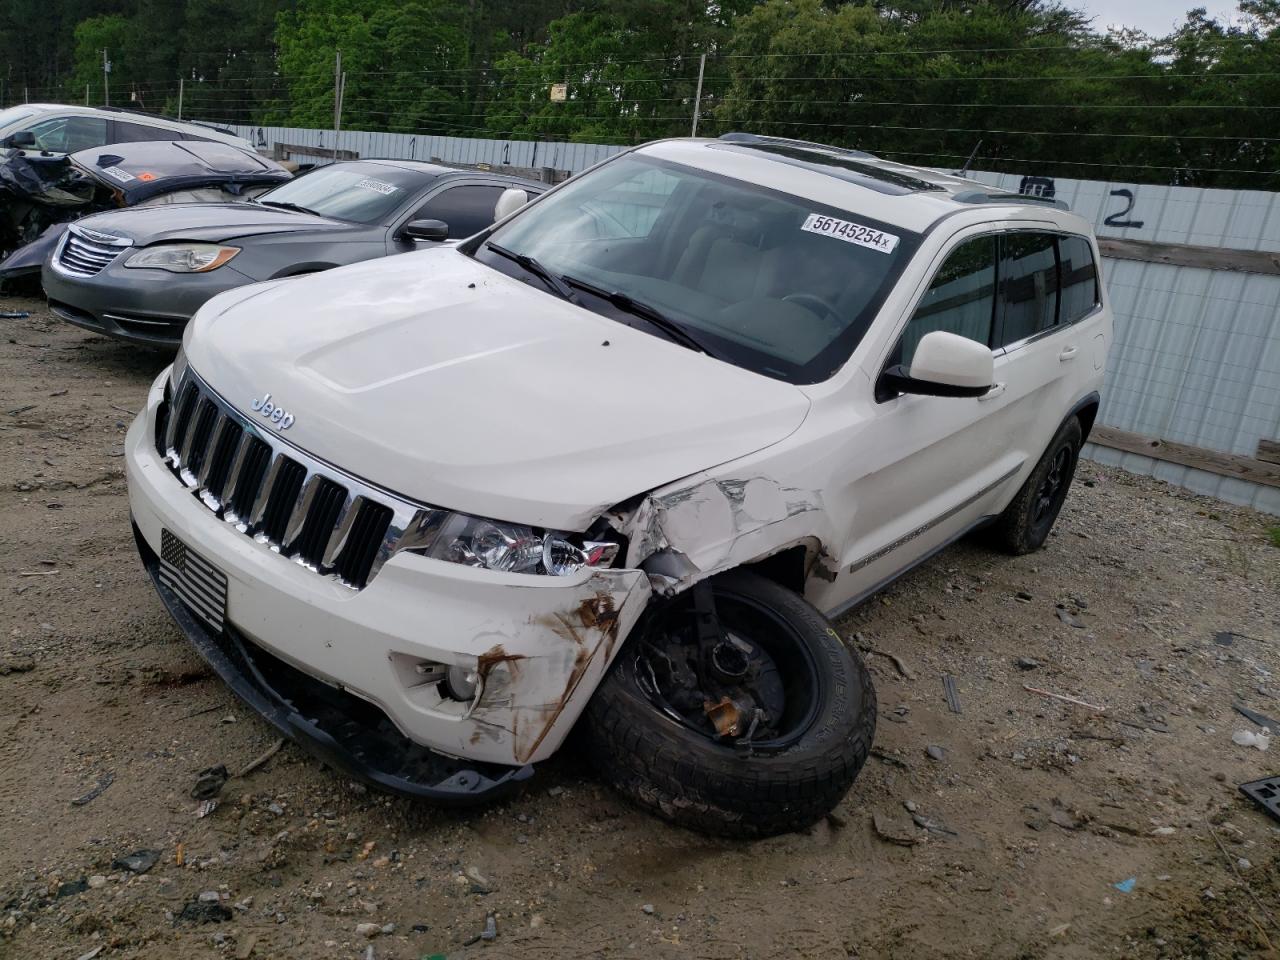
[0,106,36,134]
[474,153,920,383]
[256,162,427,223]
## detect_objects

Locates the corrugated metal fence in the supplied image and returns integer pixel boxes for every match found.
[231,124,1280,514]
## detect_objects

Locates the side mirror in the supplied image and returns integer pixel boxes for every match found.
[877,330,994,400]
[493,187,529,221]
[402,218,449,243]
[3,130,36,149]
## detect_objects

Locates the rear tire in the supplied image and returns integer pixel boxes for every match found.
[582,569,875,838]
[990,416,1083,554]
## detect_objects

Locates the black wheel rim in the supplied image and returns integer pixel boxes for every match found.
[1032,444,1074,527]
[630,588,822,753]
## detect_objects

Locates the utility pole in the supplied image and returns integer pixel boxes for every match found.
[691,53,706,137]
[23,86,28,104]
[102,48,111,106]
[84,83,89,106]
[177,77,184,120]
[333,49,343,162]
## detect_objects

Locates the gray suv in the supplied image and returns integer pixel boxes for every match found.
[43,159,541,346]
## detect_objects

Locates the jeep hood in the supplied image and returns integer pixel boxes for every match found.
[186,249,811,531]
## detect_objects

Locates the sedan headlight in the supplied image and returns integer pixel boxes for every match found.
[420,514,619,577]
[125,243,240,273]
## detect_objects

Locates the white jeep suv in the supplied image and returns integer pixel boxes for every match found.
[125,133,1109,836]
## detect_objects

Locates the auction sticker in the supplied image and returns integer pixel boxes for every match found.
[801,213,898,253]
[101,166,136,183]
[355,177,399,196]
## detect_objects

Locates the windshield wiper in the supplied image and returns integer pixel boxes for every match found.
[485,241,576,303]
[258,200,322,216]
[561,274,717,358]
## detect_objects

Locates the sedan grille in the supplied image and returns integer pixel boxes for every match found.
[56,228,130,278]
[157,368,441,589]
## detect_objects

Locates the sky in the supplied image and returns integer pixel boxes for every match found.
[1075,0,1241,36]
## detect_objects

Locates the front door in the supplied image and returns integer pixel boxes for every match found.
[814,230,1024,612]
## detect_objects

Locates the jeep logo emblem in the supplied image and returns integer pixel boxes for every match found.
[250,393,294,430]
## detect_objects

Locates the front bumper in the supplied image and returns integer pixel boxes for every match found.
[43,258,255,347]
[125,368,651,788]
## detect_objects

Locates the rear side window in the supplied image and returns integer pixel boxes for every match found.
[998,233,1059,346]
[414,184,507,238]
[1058,235,1099,324]
[111,120,183,143]
[898,235,997,368]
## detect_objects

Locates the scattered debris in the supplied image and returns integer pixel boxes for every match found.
[464,913,499,944]
[196,798,219,818]
[55,878,88,899]
[465,865,493,895]
[1233,703,1279,732]
[1232,729,1272,751]
[1113,878,1136,894]
[1238,775,1280,824]
[191,764,229,800]
[867,648,915,680]
[1023,684,1105,711]
[872,810,920,846]
[1015,657,1041,671]
[177,897,232,925]
[75,948,103,960]
[943,674,962,713]
[70,773,114,807]
[112,849,160,875]
[0,310,31,319]
[356,922,381,938]
[0,657,35,675]
[1055,607,1086,629]
[641,904,655,915]
[235,738,286,778]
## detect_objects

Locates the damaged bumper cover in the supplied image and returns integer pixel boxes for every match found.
[126,370,651,798]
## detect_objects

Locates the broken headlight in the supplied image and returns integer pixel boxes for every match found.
[125,243,240,273]
[422,514,619,577]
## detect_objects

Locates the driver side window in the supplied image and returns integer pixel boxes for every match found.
[897,235,997,369]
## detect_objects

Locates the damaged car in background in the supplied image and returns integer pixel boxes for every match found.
[42,159,540,347]
[0,138,290,288]
[125,132,1110,836]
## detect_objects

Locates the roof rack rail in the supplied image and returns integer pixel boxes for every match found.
[717,131,877,160]
[951,188,1071,211]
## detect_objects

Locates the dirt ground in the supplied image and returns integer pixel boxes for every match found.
[2,293,1279,960]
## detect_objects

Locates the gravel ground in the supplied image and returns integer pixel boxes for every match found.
[2,295,1278,960]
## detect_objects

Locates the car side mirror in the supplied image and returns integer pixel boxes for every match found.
[402,219,449,242]
[3,130,36,149]
[877,330,994,400]
[493,187,529,221]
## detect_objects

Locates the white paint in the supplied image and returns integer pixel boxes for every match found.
[136,140,1109,769]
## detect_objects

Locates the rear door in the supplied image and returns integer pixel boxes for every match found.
[985,229,1103,494]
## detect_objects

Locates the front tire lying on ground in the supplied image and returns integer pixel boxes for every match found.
[990,416,1083,555]
[582,569,875,838]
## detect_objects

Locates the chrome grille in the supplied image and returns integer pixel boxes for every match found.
[55,227,131,278]
[157,367,442,589]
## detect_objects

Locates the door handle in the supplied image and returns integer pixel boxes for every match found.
[1059,345,1079,362]
[977,382,1006,402]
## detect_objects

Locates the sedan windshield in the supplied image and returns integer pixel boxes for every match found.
[256,162,426,223]
[474,153,920,383]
